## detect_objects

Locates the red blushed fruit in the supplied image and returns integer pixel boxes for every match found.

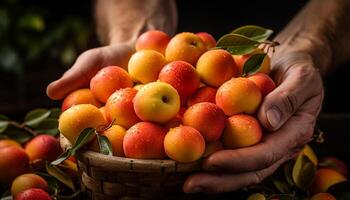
[187,86,217,107]
[90,66,133,103]
[24,135,62,163]
[319,157,349,177]
[196,32,216,49]
[310,168,347,194]
[61,88,102,111]
[11,173,49,198]
[183,102,226,142]
[135,30,170,55]
[105,88,141,128]
[123,122,167,159]
[0,139,21,149]
[14,188,51,200]
[248,73,276,97]
[0,146,29,185]
[159,61,200,105]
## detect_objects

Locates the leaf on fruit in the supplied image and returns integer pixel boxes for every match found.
[242,53,266,77]
[216,33,260,55]
[51,128,95,165]
[231,25,273,42]
[292,154,316,190]
[46,162,75,191]
[51,149,72,166]
[34,118,59,136]
[24,108,51,128]
[98,135,113,156]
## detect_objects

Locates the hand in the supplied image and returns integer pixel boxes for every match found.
[46,44,134,100]
[183,52,324,193]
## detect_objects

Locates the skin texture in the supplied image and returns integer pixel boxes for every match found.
[196,49,238,87]
[46,0,350,194]
[135,30,170,55]
[11,174,49,198]
[24,135,62,163]
[183,102,227,142]
[123,122,167,159]
[105,88,141,128]
[133,82,180,123]
[0,147,29,185]
[164,126,205,163]
[159,61,200,105]
[14,188,51,200]
[128,50,166,84]
[61,88,102,111]
[90,66,133,103]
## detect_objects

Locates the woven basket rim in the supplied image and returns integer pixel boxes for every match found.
[77,150,202,173]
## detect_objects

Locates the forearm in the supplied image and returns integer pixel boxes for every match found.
[95,0,178,46]
[273,0,350,75]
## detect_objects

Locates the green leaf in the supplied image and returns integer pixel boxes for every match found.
[231,25,273,42]
[46,163,75,191]
[283,161,295,186]
[51,128,95,165]
[0,196,11,200]
[51,149,72,166]
[0,121,8,134]
[70,128,95,154]
[98,135,113,156]
[0,115,8,121]
[48,108,61,119]
[242,53,266,77]
[18,14,45,31]
[272,179,291,194]
[24,109,51,128]
[34,119,59,136]
[215,33,260,55]
[2,125,33,144]
[292,154,317,190]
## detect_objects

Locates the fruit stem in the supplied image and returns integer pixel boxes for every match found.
[8,121,39,136]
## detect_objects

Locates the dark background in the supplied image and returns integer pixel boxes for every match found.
[0,0,349,160]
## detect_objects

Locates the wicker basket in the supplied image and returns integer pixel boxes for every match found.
[76,150,203,200]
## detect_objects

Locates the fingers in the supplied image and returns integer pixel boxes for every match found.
[183,156,288,194]
[203,110,314,173]
[46,44,134,100]
[258,65,322,131]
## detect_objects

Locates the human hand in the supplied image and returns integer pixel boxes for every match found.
[46,44,134,100]
[183,52,324,193]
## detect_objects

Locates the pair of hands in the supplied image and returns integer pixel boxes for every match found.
[47,44,324,194]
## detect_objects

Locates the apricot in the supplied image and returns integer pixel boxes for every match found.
[248,73,276,97]
[159,61,200,105]
[216,77,262,116]
[128,50,166,84]
[187,86,217,107]
[11,173,49,198]
[123,122,167,159]
[233,49,271,76]
[164,115,183,130]
[196,49,238,87]
[135,30,170,55]
[165,32,207,65]
[0,139,21,149]
[0,146,29,185]
[90,125,126,157]
[196,32,216,49]
[99,106,109,123]
[203,141,223,157]
[310,168,347,194]
[183,102,226,142]
[310,193,336,200]
[319,156,348,177]
[90,66,133,103]
[61,88,102,111]
[105,88,141,128]
[58,104,107,144]
[222,114,263,149]
[14,188,51,200]
[164,126,205,163]
[24,135,62,163]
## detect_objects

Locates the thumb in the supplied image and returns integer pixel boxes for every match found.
[257,65,320,131]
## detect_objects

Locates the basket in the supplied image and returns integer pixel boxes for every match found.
[76,150,203,200]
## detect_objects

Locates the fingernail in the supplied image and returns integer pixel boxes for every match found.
[189,186,203,193]
[266,107,281,128]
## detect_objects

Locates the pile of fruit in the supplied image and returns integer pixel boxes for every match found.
[58,28,276,164]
